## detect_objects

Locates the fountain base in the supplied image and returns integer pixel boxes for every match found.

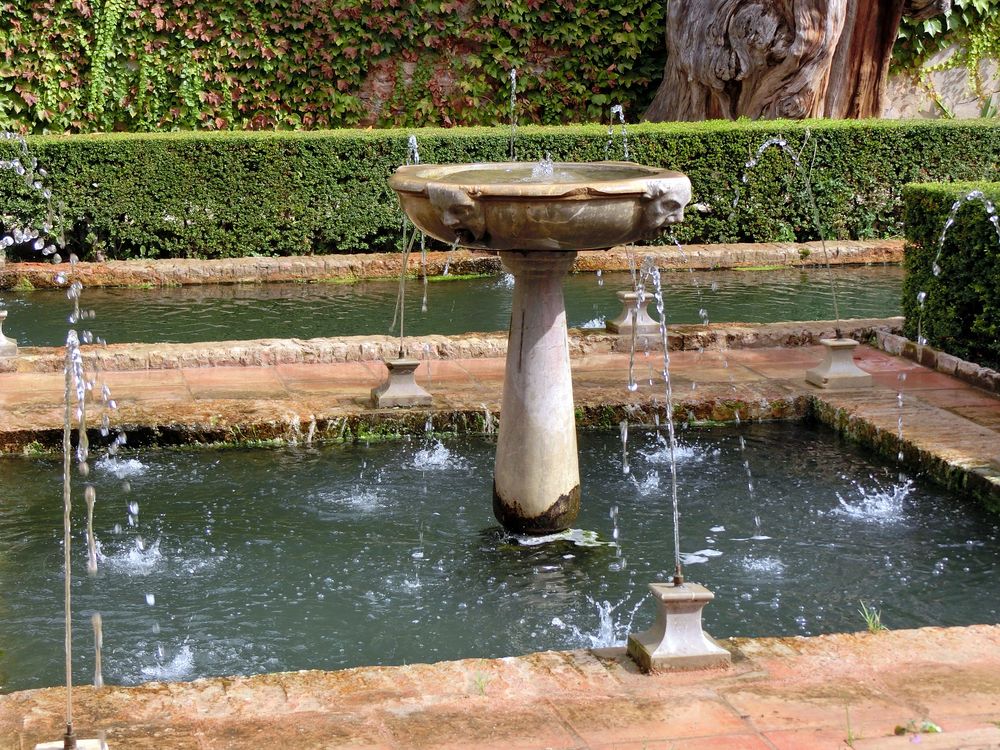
[606,291,660,336]
[805,338,872,389]
[626,582,731,673]
[370,358,432,408]
[35,740,107,749]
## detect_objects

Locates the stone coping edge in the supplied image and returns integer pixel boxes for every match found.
[0,239,903,289]
[4,624,999,748]
[0,317,902,374]
[811,394,1000,513]
[875,330,1000,395]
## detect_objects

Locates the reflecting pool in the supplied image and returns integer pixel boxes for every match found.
[0,420,995,692]
[1,266,902,346]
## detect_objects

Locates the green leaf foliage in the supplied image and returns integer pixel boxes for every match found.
[894,0,1000,73]
[1,119,999,260]
[0,0,666,134]
[902,180,1000,370]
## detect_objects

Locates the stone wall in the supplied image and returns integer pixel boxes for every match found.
[885,47,1000,118]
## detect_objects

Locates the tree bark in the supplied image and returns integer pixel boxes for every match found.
[644,0,950,122]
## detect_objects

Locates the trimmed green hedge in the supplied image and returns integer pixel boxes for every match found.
[903,181,1000,370]
[3,118,1000,260]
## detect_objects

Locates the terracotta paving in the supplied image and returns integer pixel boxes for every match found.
[2,627,1000,749]
[1,336,999,748]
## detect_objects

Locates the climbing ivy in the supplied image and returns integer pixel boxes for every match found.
[894,0,1000,116]
[0,0,666,134]
[3,0,994,134]
[87,0,132,119]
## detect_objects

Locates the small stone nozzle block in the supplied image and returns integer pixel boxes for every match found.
[627,581,731,673]
[370,358,433,408]
[805,337,873,389]
[605,291,660,336]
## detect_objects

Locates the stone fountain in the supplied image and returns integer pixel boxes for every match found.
[390,161,691,534]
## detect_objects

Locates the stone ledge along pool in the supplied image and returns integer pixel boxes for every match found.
[0,421,995,693]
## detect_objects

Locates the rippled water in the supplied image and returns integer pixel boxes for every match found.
[0,420,995,692]
[0,266,902,347]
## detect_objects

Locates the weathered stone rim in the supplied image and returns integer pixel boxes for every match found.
[0,239,903,289]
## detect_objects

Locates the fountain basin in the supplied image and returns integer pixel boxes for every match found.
[389,162,691,251]
[390,161,692,533]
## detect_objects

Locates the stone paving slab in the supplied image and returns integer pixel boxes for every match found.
[3,626,1000,749]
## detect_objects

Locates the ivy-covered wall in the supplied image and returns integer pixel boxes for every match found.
[892,0,1000,118]
[902,181,1000,370]
[2,119,999,261]
[0,0,665,134]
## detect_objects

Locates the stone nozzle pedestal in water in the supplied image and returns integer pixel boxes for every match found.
[627,581,731,673]
[370,358,433,408]
[805,338,873,389]
[606,290,660,336]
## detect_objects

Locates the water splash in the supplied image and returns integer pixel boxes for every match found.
[740,556,786,575]
[530,152,554,180]
[139,643,195,681]
[100,537,164,575]
[482,406,496,436]
[835,477,913,523]
[679,548,723,565]
[630,470,660,496]
[507,528,612,548]
[579,316,606,329]
[412,440,468,470]
[639,438,708,464]
[550,595,645,648]
[95,456,147,479]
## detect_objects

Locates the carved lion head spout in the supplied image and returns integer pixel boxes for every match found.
[640,179,693,237]
[427,183,487,245]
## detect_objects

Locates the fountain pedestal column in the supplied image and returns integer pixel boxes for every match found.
[493,251,580,534]
[0,311,17,357]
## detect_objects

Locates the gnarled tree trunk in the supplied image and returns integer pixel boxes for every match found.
[644,0,950,121]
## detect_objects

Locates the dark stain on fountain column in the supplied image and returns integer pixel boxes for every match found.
[518,309,525,371]
[492,481,581,534]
